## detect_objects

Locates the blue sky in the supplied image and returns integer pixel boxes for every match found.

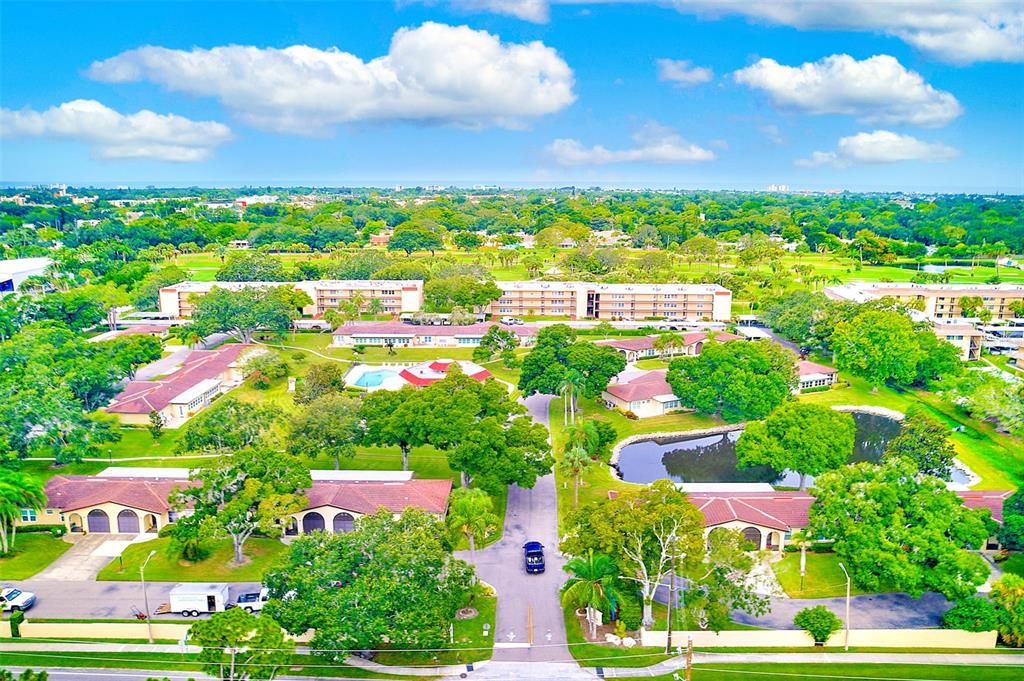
[1,0,1022,192]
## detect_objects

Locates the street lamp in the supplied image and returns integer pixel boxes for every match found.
[141,549,157,644]
[837,561,851,651]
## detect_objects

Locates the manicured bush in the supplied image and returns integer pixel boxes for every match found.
[17,524,66,536]
[942,598,999,632]
[794,605,843,644]
[615,590,643,631]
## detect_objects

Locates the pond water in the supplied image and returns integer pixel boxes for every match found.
[615,412,971,487]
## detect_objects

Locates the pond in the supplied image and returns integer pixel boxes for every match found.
[615,412,971,487]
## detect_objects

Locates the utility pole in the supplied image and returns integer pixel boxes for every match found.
[141,549,157,644]
[665,532,676,654]
[838,562,851,651]
[685,635,693,681]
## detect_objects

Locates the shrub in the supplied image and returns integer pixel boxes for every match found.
[942,598,999,632]
[794,605,843,643]
[623,410,639,420]
[18,524,66,536]
[615,590,643,630]
[291,351,306,362]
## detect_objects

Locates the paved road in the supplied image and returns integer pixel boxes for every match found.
[732,592,952,629]
[458,393,575,663]
[7,579,261,619]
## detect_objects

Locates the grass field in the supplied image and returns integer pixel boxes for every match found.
[772,552,895,599]
[564,605,674,668]
[662,664,1024,681]
[96,536,288,582]
[374,595,496,666]
[1003,553,1024,577]
[0,534,72,579]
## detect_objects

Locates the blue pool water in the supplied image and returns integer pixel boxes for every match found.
[354,369,398,388]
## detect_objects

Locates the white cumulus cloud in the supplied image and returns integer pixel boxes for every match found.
[0,99,232,162]
[795,129,958,167]
[657,58,713,87]
[547,122,715,165]
[447,1,1023,63]
[734,54,962,127]
[86,22,575,135]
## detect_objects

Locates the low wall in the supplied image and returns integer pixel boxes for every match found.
[640,628,997,649]
[1,620,314,643]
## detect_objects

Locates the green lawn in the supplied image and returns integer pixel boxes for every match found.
[563,605,675,668]
[0,534,72,579]
[374,595,496,666]
[657,664,1024,681]
[1002,553,1024,577]
[635,358,670,370]
[96,536,288,582]
[772,552,894,599]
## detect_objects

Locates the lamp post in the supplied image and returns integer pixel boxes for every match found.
[837,561,851,651]
[141,549,157,644]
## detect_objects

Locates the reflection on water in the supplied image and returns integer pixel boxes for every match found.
[616,412,967,487]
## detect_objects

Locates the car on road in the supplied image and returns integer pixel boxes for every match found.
[228,588,270,612]
[523,541,545,574]
[0,587,36,612]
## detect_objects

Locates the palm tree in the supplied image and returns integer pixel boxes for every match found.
[0,470,46,555]
[349,291,366,316]
[446,488,499,561]
[789,530,813,594]
[561,550,622,639]
[559,368,586,425]
[558,446,596,508]
[367,297,384,317]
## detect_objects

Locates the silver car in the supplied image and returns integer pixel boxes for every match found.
[0,587,36,612]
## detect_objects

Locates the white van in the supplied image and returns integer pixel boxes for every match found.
[230,587,270,612]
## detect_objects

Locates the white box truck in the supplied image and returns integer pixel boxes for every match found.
[162,583,231,617]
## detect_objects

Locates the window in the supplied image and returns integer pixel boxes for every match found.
[20,509,36,522]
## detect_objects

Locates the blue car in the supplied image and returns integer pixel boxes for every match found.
[523,541,545,573]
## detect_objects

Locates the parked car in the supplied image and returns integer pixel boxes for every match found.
[500,316,524,325]
[0,587,36,612]
[523,541,545,574]
[228,587,270,613]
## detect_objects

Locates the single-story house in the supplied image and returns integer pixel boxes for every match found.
[331,321,538,348]
[684,489,1011,552]
[86,324,170,344]
[105,344,264,428]
[596,331,743,363]
[795,360,839,393]
[602,369,682,418]
[21,469,451,536]
[398,360,491,386]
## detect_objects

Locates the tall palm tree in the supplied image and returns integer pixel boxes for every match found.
[559,368,586,425]
[561,550,622,639]
[446,487,499,561]
[0,470,47,555]
[558,446,596,508]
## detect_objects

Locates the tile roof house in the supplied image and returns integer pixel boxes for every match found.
[602,369,682,418]
[596,331,743,363]
[398,360,492,386]
[331,321,538,348]
[29,472,451,537]
[105,344,262,428]
[795,360,839,393]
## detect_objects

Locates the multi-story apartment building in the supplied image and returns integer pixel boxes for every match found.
[159,280,424,318]
[824,283,1024,321]
[490,282,732,321]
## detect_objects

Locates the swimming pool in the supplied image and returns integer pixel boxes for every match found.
[353,369,399,388]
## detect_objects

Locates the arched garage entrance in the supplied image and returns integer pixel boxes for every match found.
[87,509,111,533]
[117,509,140,533]
[741,526,762,550]
[333,512,355,534]
[302,512,325,534]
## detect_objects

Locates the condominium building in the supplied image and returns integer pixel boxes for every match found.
[159,280,424,318]
[824,283,1024,321]
[490,282,732,321]
[933,323,985,361]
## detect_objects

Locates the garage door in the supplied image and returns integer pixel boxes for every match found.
[117,509,140,533]
[87,509,111,533]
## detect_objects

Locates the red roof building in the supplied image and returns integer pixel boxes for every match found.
[105,344,259,428]
[332,321,538,349]
[597,331,743,362]
[795,360,839,393]
[602,370,681,418]
[398,360,492,386]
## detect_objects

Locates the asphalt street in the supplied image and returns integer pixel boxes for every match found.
[733,591,952,629]
[6,579,261,619]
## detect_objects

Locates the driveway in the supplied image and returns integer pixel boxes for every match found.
[732,592,952,629]
[33,533,157,581]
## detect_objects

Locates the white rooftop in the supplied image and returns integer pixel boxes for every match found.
[0,257,52,275]
[97,466,414,482]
